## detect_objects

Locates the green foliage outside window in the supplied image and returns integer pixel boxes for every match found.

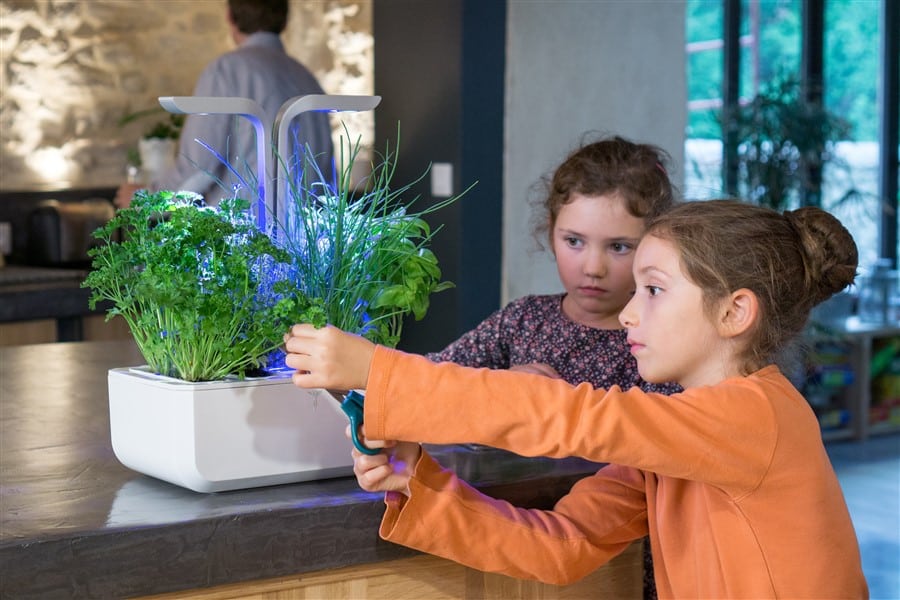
[686,0,877,142]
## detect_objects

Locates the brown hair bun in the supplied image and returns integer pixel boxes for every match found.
[784,207,858,305]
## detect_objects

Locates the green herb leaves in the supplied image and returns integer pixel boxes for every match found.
[84,190,321,381]
[280,132,471,348]
[84,128,471,382]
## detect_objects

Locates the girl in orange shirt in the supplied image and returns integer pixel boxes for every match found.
[429,135,681,599]
[284,200,867,598]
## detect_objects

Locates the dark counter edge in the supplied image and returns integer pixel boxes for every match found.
[0,471,592,599]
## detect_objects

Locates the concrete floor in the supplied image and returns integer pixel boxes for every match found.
[827,433,900,599]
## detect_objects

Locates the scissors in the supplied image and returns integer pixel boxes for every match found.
[327,389,380,455]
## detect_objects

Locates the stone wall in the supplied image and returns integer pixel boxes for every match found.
[0,0,373,191]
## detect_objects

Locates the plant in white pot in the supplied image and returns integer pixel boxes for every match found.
[85,189,341,493]
[119,108,184,186]
[85,133,465,492]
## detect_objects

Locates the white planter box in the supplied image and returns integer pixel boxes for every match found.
[108,367,354,493]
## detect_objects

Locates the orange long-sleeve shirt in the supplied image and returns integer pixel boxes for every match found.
[364,347,867,599]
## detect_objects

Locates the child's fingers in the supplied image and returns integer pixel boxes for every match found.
[352,449,389,471]
[285,326,374,392]
[509,362,561,379]
[345,424,394,450]
[283,323,326,355]
[288,323,320,338]
[351,449,391,485]
[354,462,395,492]
[283,332,314,355]
[283,351,306,371]
[291,370,318,389]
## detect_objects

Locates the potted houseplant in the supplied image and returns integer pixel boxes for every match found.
[725,75,863,331]
[724,74,855,211]
[84,132,464,493]
[119,108,184,185]
[85,189,346,493]
[278,131,461,349]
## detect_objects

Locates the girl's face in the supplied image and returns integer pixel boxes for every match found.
[619,235,734,388]
[552,192,645,329]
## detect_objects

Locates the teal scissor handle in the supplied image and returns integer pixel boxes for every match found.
[340,390,380,455]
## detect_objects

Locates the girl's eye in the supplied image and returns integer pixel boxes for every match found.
[610,242,633,254]
[647,285,662,297]
[565,236,583,248]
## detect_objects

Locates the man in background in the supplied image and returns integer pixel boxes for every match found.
[116,0,332,208]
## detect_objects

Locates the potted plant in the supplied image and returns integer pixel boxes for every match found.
[84,189,323,382]
[84,133,465,493]
[724,75,866,332]
[84,189,343,492]
[724,74,855,211]
[278,132,462,349]
[119,108,184,184]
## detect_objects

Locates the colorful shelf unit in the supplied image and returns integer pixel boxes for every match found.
[802,318,900,441]
[869,337,900,434]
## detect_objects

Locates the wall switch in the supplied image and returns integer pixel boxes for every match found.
[430,163,453,198]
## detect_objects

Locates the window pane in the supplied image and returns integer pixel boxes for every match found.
[685,0,889,269]
[685,0,725,199]
[751,0,801,90]
[685,0,803,201]
[823,0,881,270]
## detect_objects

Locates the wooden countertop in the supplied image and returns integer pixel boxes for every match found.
[0,341,603,599]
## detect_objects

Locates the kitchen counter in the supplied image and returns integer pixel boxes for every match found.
[0,341,610,599]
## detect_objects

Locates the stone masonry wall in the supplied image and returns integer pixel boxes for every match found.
[0,0,373,191]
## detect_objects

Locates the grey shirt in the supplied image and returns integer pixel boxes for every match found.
[156,32,333,208]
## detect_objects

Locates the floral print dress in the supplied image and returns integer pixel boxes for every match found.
[427,294,678,395]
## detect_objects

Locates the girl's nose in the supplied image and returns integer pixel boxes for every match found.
[619,294,638,327]
[584,250,607,278]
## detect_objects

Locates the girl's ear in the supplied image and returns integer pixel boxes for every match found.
[718,288,758,338]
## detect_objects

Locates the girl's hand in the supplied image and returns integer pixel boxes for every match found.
[509,362,561,379]
[347,425,421,495]
[284,324,376,391]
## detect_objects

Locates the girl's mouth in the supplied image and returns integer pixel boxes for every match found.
[578,286,607,297]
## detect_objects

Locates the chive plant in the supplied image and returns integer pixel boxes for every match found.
[278,132,471,347]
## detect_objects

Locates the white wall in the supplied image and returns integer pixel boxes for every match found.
[503,1,687,303]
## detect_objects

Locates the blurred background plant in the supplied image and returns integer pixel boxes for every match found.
[119,107,184,141]
[722,74,858,212]
[118,108,185,171]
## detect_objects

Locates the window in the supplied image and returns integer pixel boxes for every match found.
[685,0,894,272]
[823,0,882,268]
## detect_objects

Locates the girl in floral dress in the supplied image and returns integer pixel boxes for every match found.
[428,135,680,394]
